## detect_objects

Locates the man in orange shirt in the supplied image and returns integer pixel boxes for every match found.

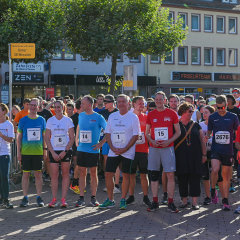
[13,98,30,130]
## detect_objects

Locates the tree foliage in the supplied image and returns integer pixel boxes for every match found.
[64,0,187,94]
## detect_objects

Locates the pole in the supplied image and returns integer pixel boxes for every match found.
[74,67,77,100]
[8,44,12,121]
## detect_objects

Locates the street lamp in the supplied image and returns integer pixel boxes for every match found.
[73,67,78,99]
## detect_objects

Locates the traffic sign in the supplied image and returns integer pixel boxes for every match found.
[11,43,35,59]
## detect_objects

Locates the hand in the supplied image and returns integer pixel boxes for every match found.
[202,156,207,163]
[52,152,60,162]
[150,140,161,147]
[75,138,79,147]
[111,146,120,155]
[17,153,22,163]
[59,151,66,160]
[158,140,171,148]
[93,142,103,151]
[115,148,127,155]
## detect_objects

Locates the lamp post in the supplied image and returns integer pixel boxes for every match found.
[73,67,78,99]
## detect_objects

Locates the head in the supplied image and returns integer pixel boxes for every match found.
[96,94,105,107]
[54,100,65,115]
[0,103,9,120]
[132,96,145,112]
[197,96,204,106]
[226,94,236,107]
[178,102,194,120]
[29,98,40,114]
[75,98,82,113]
[184,95,194,105]
[12,105,20,116]
[104,94,115,110]
[203,105,215,121]
[117,94,129,114]
[69,94,74,100]
[216,95,227,115]
[82,95,94,112]
[63,96,70,104]
[232,88,240,99]
[168,94,180,111]
[23,98,31,110]
[155,91,166,108]
[66,101,75,117]
[148,102,156,112]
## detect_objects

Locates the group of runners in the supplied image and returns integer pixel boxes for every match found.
[1,89,240,214]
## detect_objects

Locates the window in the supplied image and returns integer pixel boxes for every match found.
[52,41,75,60]
[229,17,237,34]
[150,55,160,63]
[229,49,237,66]
[179,13,187,29]
[130,56,141,63]
[165,51,174,64]
[217,49,225,65]
[178,47,188,64]
[81,56,90,61]
[168,12,174,24]
[191,14,200,31]
[217,16,225,33]
[204,48,213,65]
[204,15,213,32]
[191,47,201,64]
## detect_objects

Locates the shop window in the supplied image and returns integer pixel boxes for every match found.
[217,16,225,33]
[165,50,174,64]
[191,14,200,31]
[150,55,160,63]
[204,15,213,32]
[204,48,213,65]
[191,47,201,65]
[179,13,187,29]
[178,47,188,64]
[229,49,237,66]
[217,48,225,65]
[229,17,237,34]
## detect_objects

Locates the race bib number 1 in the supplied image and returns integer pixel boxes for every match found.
[27,128,41,141]
[112,131,126,145]
[136,132,145,145]
[215,131,230,144]
[154,127,168,141]
[80,131,92,143]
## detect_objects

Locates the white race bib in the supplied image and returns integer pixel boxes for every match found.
[112,131,126,145]
[215,131,230,144]
[136,132,145,145]
[80,131,92,143]
[154,127,168,141]
[27,128,41,141]
[54,134,67,147]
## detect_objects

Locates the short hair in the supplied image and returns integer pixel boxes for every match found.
[168,94,180,102]
[226,94,236,105]
[132,96,145,104]
[155,91,166,99]
[23,98,31,104]
[199,100,206,105]
[68,94,74,100]
[30,98,40,106]
[185,95,194,102]
[13,105,21,112]
[64,96,70,100]
[83,95,94,105]
[96,94,105,99]
[198,96,204,101]
[216,95,227,105]
[178,102,194,116]
[117,94,129,102]
[0,103,9,120]
[66,101,74,109]
[147,98,154,102]
[75,99,81,110]
[204,105,215,114]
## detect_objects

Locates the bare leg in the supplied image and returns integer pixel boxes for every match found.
[90,167,98,196]
[140,173,149,196]
[50,163,59,199]
[61,162,70,199]
[166,172,175,199]
[34,171,43,196]
[22,172,30,196]
[105,172,115,200]
[121,173,130,199]
[79,167,87,196]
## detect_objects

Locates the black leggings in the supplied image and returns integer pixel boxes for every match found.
[178,174,201,198]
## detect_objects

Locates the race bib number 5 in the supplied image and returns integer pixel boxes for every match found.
[215,131,230,144]
[27,128,40,141]
[80,131,92,143]
[154,127,168,141]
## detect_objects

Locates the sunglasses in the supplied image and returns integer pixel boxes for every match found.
[104,100,113,103]
[217,106,226,110]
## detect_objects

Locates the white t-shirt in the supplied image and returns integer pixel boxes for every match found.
[105,111,141,160]
[46,116,74,151]
[199,121,212,151]
[0,120,14,155]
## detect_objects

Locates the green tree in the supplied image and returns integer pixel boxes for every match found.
[64,0,187,94]
[0,0,64,63]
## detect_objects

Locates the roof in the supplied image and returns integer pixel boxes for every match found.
[162,0,240,13]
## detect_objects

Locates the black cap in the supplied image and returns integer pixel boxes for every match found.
[104,94,115,102]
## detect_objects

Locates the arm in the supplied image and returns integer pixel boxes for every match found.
[0,132,14,143]
[59,127,75,159]
[207,130,212,139]
[116,135,139,155]
[16,131,22,163]
[42,131,47,161]
[199,129,207,163]
[45,129,60,161]
[75,124,79,147]
[106,133,118,154]
[93,135,106,151]
[145,124,160,147]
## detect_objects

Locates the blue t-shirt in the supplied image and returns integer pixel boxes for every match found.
[208,112,239,156]
[77,112,107,153]
[94,107,105,113]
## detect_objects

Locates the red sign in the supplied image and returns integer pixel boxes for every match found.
[46,88,54,100]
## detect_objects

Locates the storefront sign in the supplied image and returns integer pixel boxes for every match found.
[13,63,44,72]
[1,85,9,104]
[172,72,212,81]
[214,73,240,81]
[96,75,110,84]
[5,72,44,83]
[11,43,35,59]
[46,88,55,100]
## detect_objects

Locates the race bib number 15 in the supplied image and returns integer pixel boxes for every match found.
[154,127,168,141]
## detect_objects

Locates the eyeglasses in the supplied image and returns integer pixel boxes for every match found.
[217,106,226,110]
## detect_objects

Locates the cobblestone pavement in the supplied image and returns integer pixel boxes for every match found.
[1,176,240,240]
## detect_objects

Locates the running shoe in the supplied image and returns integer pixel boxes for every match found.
[20,197,29,207]
[168,202,179,213]
[119,198,127,210]
[234,206,240,214]
[126,196,135,205]
[42,172,51,182]
[3,199,13,209]
[211,190,219,204]
[75,197,85,207]
[179,203,188,209]
[113,186,121,194]
[192,205,200,210]
[70,184,80,194]
[203,197,211,205]
[99,198,115,209]
[147,201,159,212]
[222,203,230,211]
[161,193,168,205]
[90,197,99,207]
[48,198,57,208]
[60,198,68,208]
[229,186,236,193]
[143,196,152,208]
[36,196,45,207]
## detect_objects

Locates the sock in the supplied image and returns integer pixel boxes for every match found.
[168,198,173,204]
[72,178,79,187]
[115,184,120,189]
[153,197,158,203]
[211,188,216,198]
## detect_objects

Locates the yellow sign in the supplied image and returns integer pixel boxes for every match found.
[123,80,133,87]
[11,43,35,59]
[198,88,203,92]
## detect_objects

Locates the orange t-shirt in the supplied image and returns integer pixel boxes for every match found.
[14,109,29,124]
[135,113,149,153]
[50,108,56,116]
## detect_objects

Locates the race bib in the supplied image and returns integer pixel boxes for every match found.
[27,128,40,141]
[54,134,67,147]
[112,131,126,145]
[154,127,168,141]
[136,132,145,145]
[80,131,92,143]
[215,131,230,144]
[207,137,212,151]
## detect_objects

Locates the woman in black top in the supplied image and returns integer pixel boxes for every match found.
[175,102,207,210]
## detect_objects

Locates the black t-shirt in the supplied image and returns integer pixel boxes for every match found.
[37,109,53,122]
[227,106,240,122]
[99,108,118,121]
[71,112,79,133]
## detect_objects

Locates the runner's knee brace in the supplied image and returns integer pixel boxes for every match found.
[149,170,160,181]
